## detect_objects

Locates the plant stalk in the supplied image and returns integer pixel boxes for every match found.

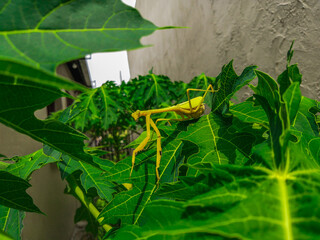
[68,176,112,232]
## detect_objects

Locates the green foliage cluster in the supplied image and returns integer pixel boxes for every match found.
[52,70,215,163]
[0,1,319,240]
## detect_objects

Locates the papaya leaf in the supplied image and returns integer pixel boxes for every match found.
[251,71,285,168]
[112,154,320,239]
[0,229,13,240]
[211,61,257,114]
[177,113,264,176]
[0,147,60,239]
[229,100,268,127]
[4,148,59,180]
[0,78,98,167]
[0,0,164,71]
[294,97,319,137]
[277,64,302,95]
[309,138,320,163]
[39,146,116,202]
[0,205,24,240]
[0,171,41,213]
[68,82,125,131]
[251,70,281,112]
[58,154,116,202]
[99,137,183,225]
[156,173,213,201]
[282,81,301,125]
[187,73,216,91]
[0,59,87,91]
[127,73,175,109]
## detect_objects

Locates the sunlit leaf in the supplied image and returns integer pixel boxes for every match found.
[58,154,116,202]
[0,206,24,240]
[0,229,14,240]
[0,0,163,71]
[230,100,268,127]
[211,61,257,114]
[4,148,59,179]
[177,113,264,176]
[100,137,183,225]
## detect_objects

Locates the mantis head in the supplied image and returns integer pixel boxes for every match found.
[131,110,141,120]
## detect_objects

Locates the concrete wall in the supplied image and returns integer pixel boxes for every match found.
[128,0,320,101]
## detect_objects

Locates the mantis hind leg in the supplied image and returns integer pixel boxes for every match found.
[131,114,151,177]
[187,84,217,112]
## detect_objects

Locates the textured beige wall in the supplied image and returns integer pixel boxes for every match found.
[128,0,320,101]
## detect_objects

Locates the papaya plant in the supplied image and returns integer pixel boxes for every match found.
[0,0,171,239]
[0,1,319,240]
[100,44,320,239]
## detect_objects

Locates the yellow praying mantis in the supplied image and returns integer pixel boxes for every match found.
[130,84,218,181]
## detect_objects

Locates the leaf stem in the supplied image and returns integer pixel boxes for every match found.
[68,176,112,233]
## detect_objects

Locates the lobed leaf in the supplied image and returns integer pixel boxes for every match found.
[0,77,98,167]
[177,113,264,176]
[0,0,162,71]
[211,61,257,114]
[113,156,320,239]
[0,230,14,240]
[58,153,116,202]
[0,206,24,240]
[229,100,268,127]
[100,136,184,225]
[0,171,41,213]
[4,148,60,179]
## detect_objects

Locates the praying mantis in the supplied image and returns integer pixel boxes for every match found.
[130,84,218,182]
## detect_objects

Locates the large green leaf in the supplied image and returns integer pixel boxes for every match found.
[0,147,59,239]
[0,171,41,213]
[211,61,257,114]
[112,151,320,240]
[4,148,59,179]
[0,0,163,71]
[0,0,167,171]
[282,82,301,125]
[58,153,116,202]
[0,206,24,240]
[0,229,14,240]
[251,70,281,112]
[0,77,98,167]
[126,72,176,109]
[0,59,87,91]
[229,100,268,127]
[277,64,302,95]
[177,113,264,176]
[99,136,183,225]
[107,45,320,239]
[65,82,125,131]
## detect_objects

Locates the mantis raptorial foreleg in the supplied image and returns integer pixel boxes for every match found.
[130,114,151,177]
[149,118,162,180]
[130,115,162,180]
